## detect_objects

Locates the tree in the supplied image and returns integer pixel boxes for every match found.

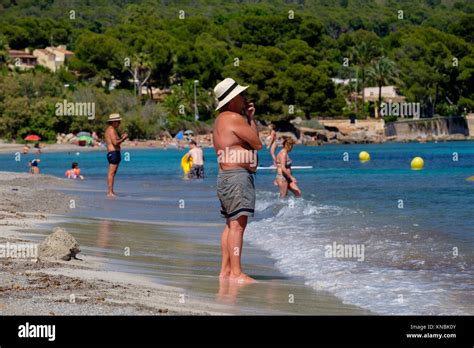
[390,26,471,116]
[281,63,344,118]
[0,34,7,67]
[72,33,125,81]
[162,81,213,120]
[449,14,474,44]
[221,52,282,116]
[174,33,230,89]
[142,33,174,88]
[457,55,474,112]
[127,53,152,97]
[281,39,318,66]
[367,57,399,118]
[298,18,324,47]
[351,40,378,115]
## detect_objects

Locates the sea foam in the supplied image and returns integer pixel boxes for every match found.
[246,191,474,315]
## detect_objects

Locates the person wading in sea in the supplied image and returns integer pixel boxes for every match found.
[105,113,128,197]
[275,137,302,198]
[213,78,262,284]
[186,140,205,179]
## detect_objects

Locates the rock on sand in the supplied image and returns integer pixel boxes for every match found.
[39,228,81,261]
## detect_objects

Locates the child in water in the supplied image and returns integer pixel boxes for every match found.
[28,159,40,174]
[65,162,84,180]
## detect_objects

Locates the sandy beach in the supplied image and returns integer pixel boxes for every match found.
[0,171,234,315]
[0,137,214,155]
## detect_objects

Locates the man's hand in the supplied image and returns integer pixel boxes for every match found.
[230,112,262,150]
[121,132,129,141]
[246,102,255,120]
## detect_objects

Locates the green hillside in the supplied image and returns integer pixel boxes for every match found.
[0,0,473,140]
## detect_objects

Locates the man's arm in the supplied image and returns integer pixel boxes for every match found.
[106,128,128,146]
[117,132,128,144]
[231,114,262,150]
[270,137,277,163]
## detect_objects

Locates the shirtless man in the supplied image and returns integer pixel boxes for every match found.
[186,140,205,179]
[104,113,128,197]
[213,78,262,284]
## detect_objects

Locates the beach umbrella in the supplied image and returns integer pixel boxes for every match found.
[175,131,184,140]
[24,135,41,141]
[77,131,91,137]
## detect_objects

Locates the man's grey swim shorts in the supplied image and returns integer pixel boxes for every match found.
[217,168,256,220]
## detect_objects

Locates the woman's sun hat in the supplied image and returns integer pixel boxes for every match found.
[213,78,248,110]
[107,113,122,122]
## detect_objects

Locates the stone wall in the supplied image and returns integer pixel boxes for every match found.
[466,114,474,138]
[385,116,469,140]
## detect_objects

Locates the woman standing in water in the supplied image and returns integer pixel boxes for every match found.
[275,137,301,198]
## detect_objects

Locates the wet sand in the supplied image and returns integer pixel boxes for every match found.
[0,172,231,315]
[23,217,370,315]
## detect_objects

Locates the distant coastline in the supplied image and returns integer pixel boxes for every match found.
[3,114,474,157]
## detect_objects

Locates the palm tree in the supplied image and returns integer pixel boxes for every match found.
[162,81,215,121]
[366,56,400,118]
[128,53,152,97]
[351,41,378,115]
[337,64,357,112]
[182,80,214,116]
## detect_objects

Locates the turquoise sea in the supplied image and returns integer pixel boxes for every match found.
[2,141,473,315]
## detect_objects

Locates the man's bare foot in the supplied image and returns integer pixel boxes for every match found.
[219,271,230,278]
[229,273,257,284]
[107,192,117,197]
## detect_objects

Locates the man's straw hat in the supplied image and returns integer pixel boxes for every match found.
[107,113,122,122]
[213,78,248,111]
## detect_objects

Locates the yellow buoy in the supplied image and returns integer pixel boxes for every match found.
[359,151,370,162]
[411,157,424,170]
[466,176,474,181]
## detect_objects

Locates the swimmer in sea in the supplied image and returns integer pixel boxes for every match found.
[65,162,84,180]
[275,137,301,198]
[29,159,40,174]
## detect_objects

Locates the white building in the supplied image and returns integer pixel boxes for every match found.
[33,45,74,72]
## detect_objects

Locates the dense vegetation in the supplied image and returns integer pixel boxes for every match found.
[0,0,473,141]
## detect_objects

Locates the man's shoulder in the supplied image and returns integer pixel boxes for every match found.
[216,112,246,128]
[217,111,243,120]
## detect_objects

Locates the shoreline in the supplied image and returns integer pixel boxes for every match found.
[2,130,474,155]
[0,141,210,155]
[0,172,234,315]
